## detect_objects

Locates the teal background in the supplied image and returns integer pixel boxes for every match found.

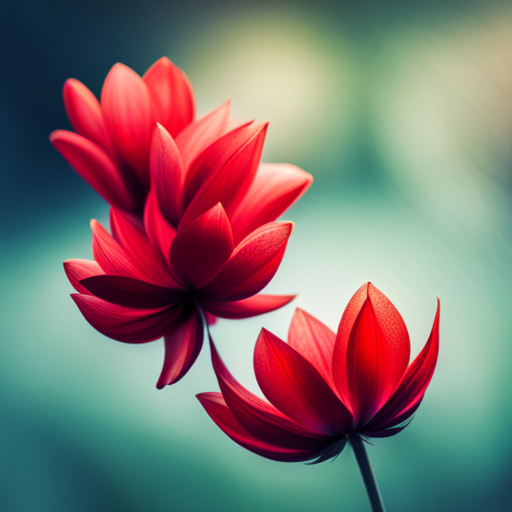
[2,1,512,510]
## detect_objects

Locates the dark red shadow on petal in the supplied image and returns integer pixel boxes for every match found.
[254,329,353,436]
[365,299,440,432]
[197,393,324,463]
[72,294,184,343]
[110,207,179,288]
[64,259,104,295]
[287,308,336,389]
[156,306,204,388]
[210,338,330,449]
[200,294,295,319]
[80,275,183,309]
[169,203,234,289]
[196,222,293,302]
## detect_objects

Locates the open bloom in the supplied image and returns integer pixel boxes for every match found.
[50,57,195,214]
[198,283,440,463]
[64,114,312,389]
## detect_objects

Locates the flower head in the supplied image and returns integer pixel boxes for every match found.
[50,57,195,213]
[64,112,312,389]
[198,283,440,463]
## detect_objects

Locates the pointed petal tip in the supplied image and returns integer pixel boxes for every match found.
[110,62,132,73]
[247,121,269,137]
[196,392,218,405]
[272,220,294,233]
[49,130,58,143]
[156,361,189,388]
[366,281,388,298]
[155,56,172,66]
[209,99,231,113]
[105,62,137,82]
[257,327,272,348]
[257,327,281,347]
[200,294,295,320]
[49,129,71,145]
[62,77,97,107]
[63,77,77,89]
[144,56,182,77]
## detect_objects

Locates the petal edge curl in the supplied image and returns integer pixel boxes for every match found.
[197,393,323,463]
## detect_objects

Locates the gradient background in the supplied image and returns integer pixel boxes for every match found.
[2,1,512,510]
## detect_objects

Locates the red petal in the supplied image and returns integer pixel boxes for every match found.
[156,307,204,388]
[331,283,367,405]
[143,57,195,137]
[200,294,295,319]
[72,294,181,343]
[333,283,411,426]
[101,63,155,189]
[143,188,177,268]
[306,437,348,465]
[170,203,234,289]
[197,393,323,463]
[205,312,217,325]
[63,259,104,295]
[254,329,353,435]
[180,122,267,227]
[63,78,113,153]
[366,398,423,433]
[110,207,178,288]
[175,101,231,171]
[197,222,292,302]
[231,163,313,244]
[366,300,440,431]
[91,219,144,280]
[287,309,336,388]
[79,275,183,309]
[210,339,329,449]
[362,423,411,438]
[150,123,184,227]
[50,130,136,212]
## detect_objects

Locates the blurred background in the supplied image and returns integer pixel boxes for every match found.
[2,0,512,510]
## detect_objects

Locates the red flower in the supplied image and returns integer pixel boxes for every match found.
[198,283,440,463]
[50,57,195,214]
[64,116,313,389]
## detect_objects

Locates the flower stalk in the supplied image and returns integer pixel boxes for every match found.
[350,434,386,512]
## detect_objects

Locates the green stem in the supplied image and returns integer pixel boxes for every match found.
[349,434,386,512]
